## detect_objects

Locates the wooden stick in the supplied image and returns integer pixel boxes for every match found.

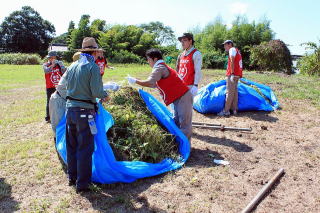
[241,168,285,213]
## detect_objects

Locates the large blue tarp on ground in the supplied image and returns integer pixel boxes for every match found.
[55,89,190,184]
[193,78,280,114]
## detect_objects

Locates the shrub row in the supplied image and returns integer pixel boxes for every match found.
[0,53,41,65]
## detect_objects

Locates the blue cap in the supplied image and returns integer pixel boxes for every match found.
[47,51,58,58]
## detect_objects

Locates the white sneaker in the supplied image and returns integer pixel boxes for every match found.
[232,110,238,115]
[217,110,230,116]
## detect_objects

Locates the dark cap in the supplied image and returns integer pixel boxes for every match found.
[178,32,194,42]
[46,51,58,58]
[222,40,233,45]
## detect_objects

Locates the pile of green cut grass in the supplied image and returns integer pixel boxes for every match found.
[103,87,178,163]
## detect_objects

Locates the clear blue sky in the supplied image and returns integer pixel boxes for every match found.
[0,0,319,55]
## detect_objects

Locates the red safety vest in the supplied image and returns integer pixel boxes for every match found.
[95,58,107,76]
[226,48,243,77]
[178,48,198,86]
[44,63,63,89]
[156,63,189,106]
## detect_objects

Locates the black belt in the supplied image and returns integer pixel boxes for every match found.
[66,96,98,112]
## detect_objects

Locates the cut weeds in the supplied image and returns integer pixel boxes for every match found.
[103,87,178,163]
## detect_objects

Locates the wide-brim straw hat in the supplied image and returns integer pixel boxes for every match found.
[77,37,105,52]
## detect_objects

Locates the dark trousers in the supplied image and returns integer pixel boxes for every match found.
[66,107,95,190]
[46,88,56,120]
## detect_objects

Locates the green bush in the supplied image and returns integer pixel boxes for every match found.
[297,41,320,76]
[0,53,41,65]
[61,50,77,63]
[111,50,143,63]
[202,50,226,69]
[250,39,293,74]
[297,54,320,76]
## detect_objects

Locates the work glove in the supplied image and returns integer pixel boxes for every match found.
[190,85,198,97]
[230,74,235,83]
[57,61,64,66]
[103,82,120,91]
[126,75,137,84]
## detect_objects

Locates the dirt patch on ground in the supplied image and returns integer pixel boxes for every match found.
[1,91,320,212]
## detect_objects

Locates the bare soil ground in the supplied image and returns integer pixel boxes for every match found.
[1,85,320,213]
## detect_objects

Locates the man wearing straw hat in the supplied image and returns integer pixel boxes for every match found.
[64,37,108,193]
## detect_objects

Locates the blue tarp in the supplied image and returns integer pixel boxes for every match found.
[193,78,279,114]
[55,89,190,184]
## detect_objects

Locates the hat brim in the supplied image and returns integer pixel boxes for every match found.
[178,36,194,42]
[77,48,105,52]
[222,41,233,45]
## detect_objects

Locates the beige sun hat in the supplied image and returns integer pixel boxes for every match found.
[77,37,105,52]
[72,52,81,62]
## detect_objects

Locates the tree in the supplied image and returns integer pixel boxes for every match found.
[68,15,92,49]
[194,15,275,69]
[68,15,107,50]
[250,39,293,73]
[68,21,75,34]
[195,18,228,53]
[99,24,157,62]
[0,6,55,55]
[90,19,106,40]
[225,16,274,68]
[140,21,175,46]
[52,33,68,45]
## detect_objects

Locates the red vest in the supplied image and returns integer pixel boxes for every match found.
[156,63,189,106]
[44,63,63,89]
[226,48,243,77]
[178,48,197,86]
[95,58,107,76]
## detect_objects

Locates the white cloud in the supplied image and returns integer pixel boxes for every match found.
[230,2,248,15]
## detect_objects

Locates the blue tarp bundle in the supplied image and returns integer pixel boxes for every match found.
[56,89,190,184]
[193,78,279,114]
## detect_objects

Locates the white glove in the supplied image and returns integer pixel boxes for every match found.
[190,85,198,97]
[126,75,137,84]
[109,66,114,70]
[103,82,120,91]
[230,74,235,83]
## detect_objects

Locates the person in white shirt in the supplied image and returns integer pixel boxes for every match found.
[218,40,243,116]
[176,33,202,97]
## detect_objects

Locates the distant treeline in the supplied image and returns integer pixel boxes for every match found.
[4,6,319,75]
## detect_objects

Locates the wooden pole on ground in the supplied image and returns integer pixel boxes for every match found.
[240,168,285,213]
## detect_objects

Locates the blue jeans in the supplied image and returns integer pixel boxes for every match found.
[66,107,95,190]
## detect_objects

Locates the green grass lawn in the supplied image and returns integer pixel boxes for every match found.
[0,64,319,211]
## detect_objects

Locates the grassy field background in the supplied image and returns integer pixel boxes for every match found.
[0,64,319,212]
